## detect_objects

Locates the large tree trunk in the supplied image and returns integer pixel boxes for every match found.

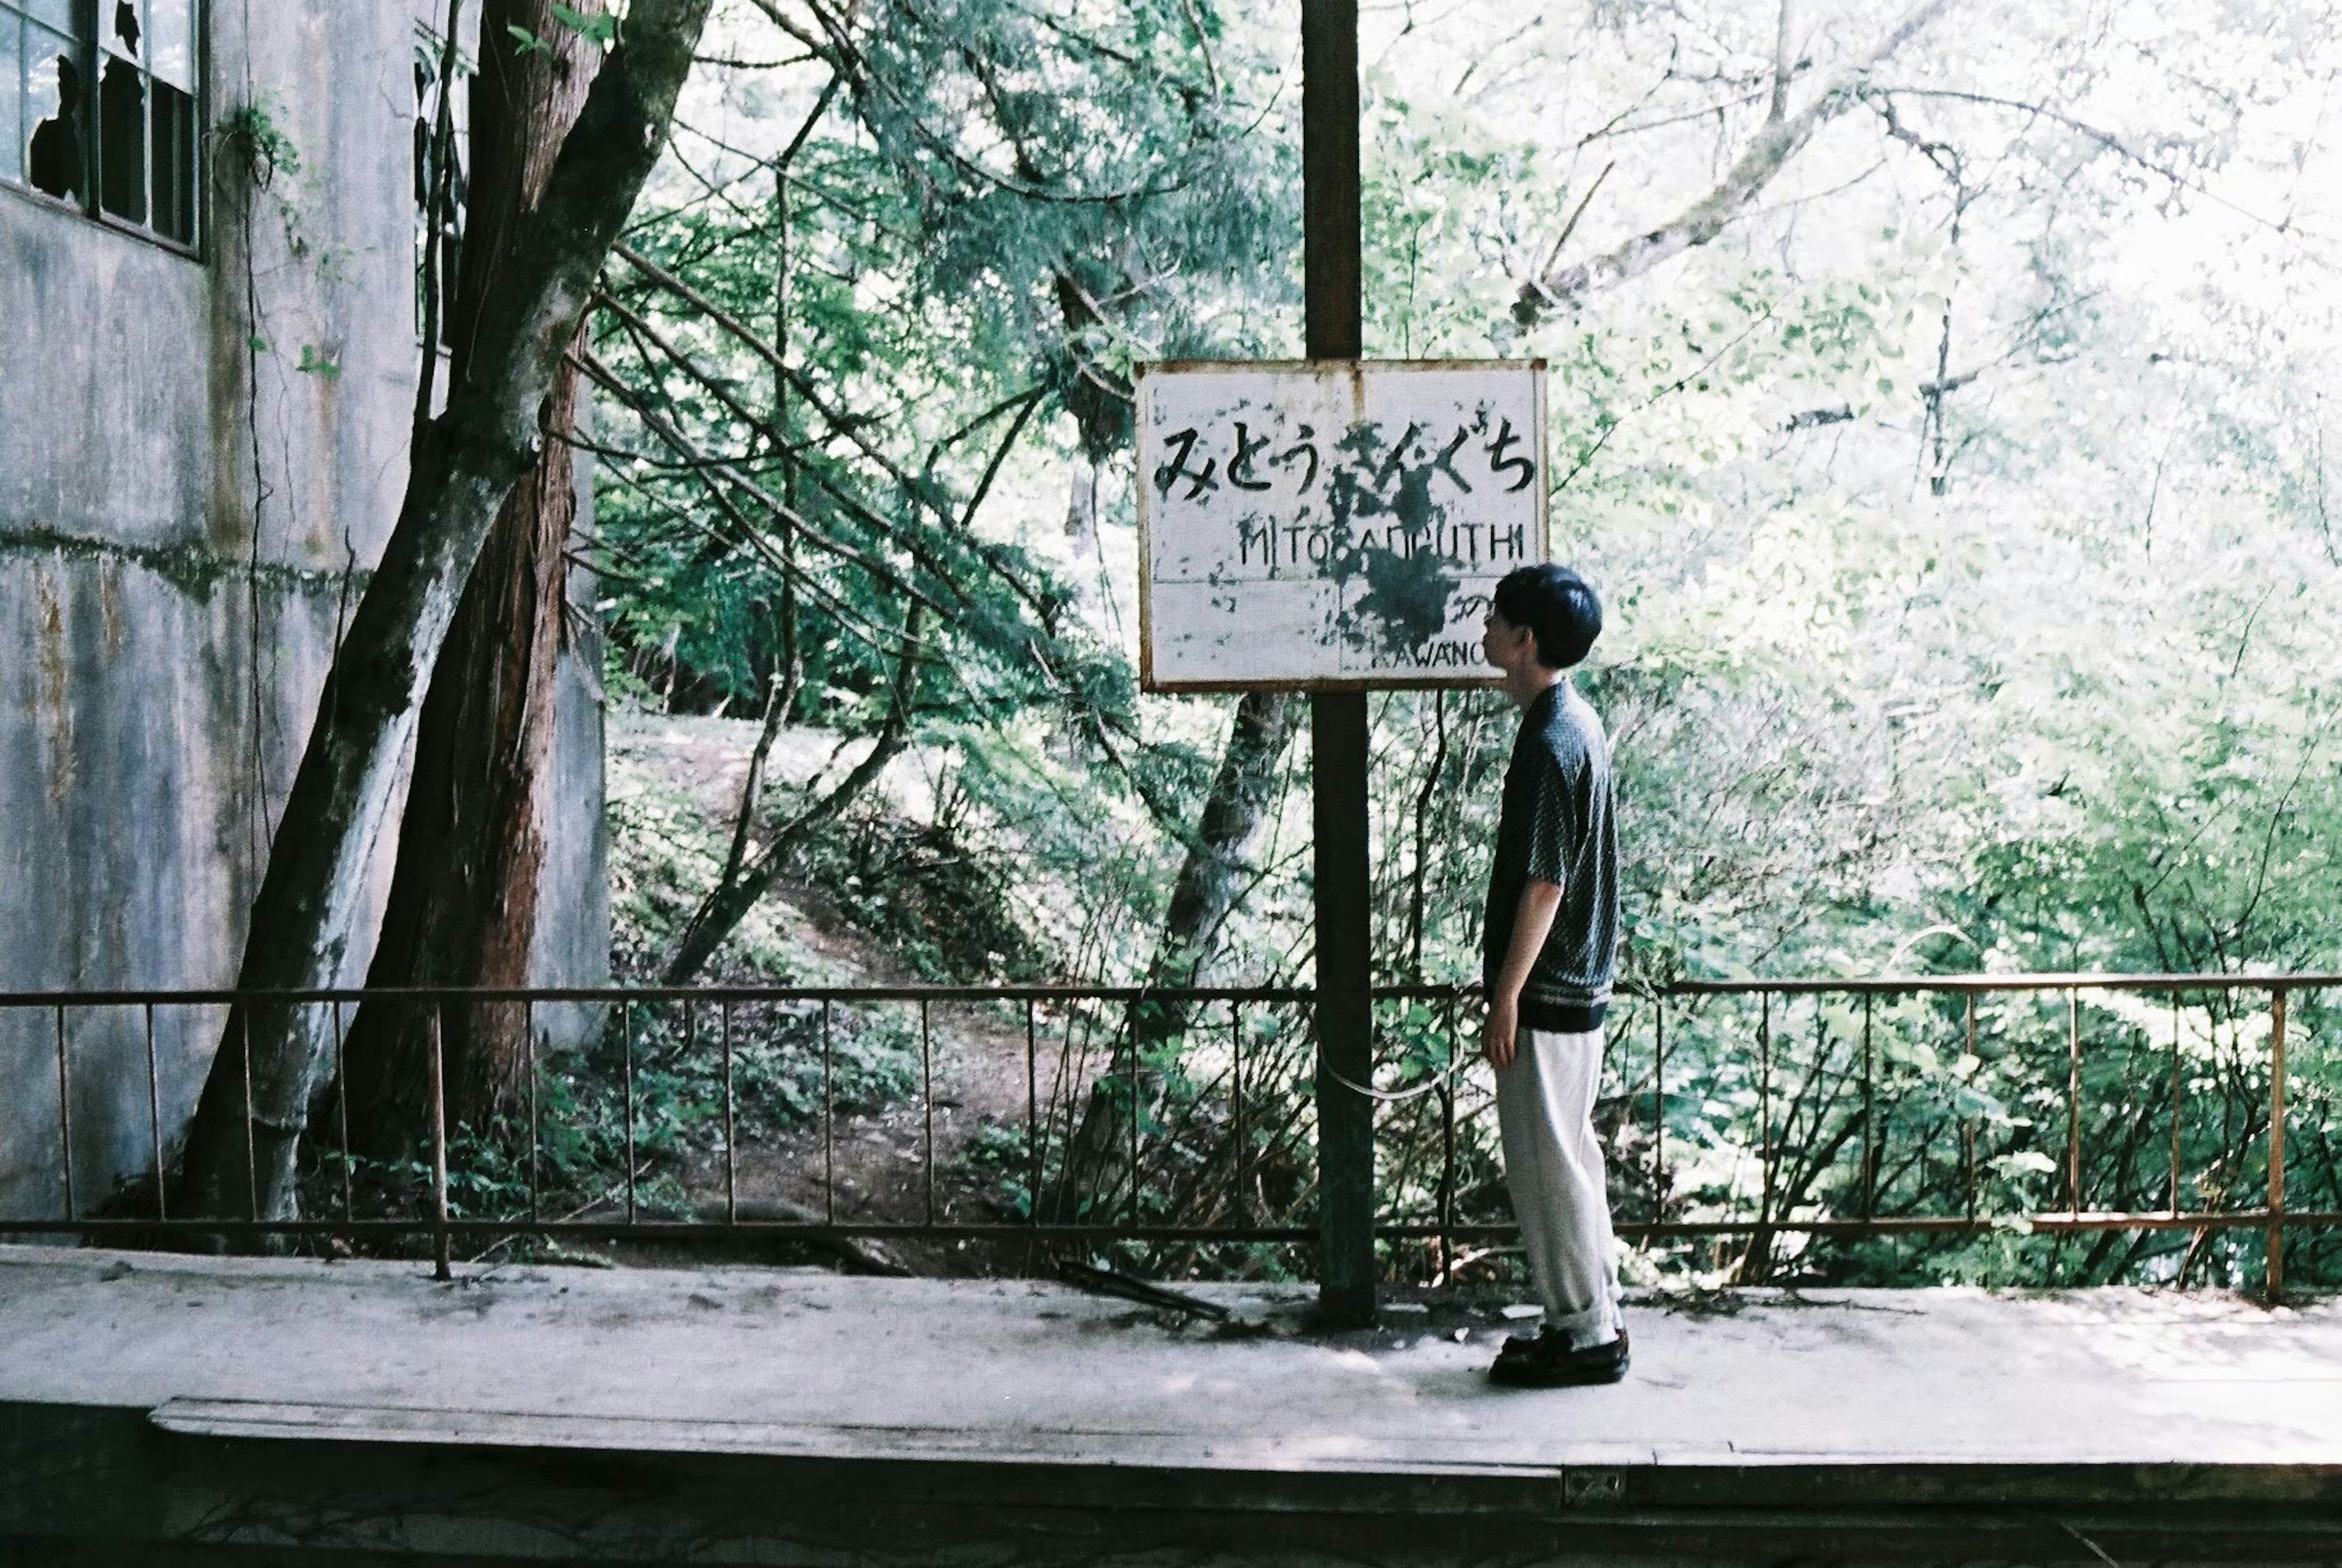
[1148,691,1303,994]
[174,0,716,1224]
[336,1,598,1159]
[1046,690,1301,1222]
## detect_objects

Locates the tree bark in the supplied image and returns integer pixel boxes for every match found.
[174,0,717,1223]
[337,0,600,1160]
[1148,691,1303,995]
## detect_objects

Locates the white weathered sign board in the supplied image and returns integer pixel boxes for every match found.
[1136,360,1547,691]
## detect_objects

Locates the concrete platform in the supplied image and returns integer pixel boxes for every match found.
[4,1245,2341,1564]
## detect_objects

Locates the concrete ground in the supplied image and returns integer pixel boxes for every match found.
[4,1244,2339,1473]
[10,1244,2342,1564]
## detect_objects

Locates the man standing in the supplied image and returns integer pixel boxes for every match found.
[1477,564,1628,1387]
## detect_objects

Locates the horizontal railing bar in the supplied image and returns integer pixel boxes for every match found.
[0,1219,1321,1242]
[1656,972,2342,996]
[1394,1212,2342,1239]
[14,1212,2339,1243]
[2,972,2333,1010]
[0,984,1320,1008]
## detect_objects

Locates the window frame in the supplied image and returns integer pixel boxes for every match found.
[0,0,207,260]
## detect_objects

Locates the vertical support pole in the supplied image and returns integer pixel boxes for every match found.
[240,1007,258,1225]
[429,1003,452,1283]
[54,1005,75,1223]
[1860,992,1875,1222]
[1438,993,1457,1276]
[1126,997,1143,1233]
[922,999,937,1227]
[1233,1003,1250,1228]
[1963,992,1978,1225]
[2268,985,2288,1303]
[621,999,637,1226]
[2169,989,2183,1215]
[1757,992,1773,1226]
[722,1000,738,1226]
[332,1001,353,1222]
[525,997,540,1224]
[146,1004,167,1222]
[2067,988,2082,1216]
[1304,0,1373,1330]
[822,1000,836,1225]
[1026,998,1041,1231]
[1652,994,1666,1218]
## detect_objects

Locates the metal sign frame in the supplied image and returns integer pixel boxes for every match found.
[1134,357,1550,694]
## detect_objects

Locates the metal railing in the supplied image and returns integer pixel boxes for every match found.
[4,973,2336,1295]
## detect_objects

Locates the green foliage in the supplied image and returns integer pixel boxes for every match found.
[576,0,2342,1289]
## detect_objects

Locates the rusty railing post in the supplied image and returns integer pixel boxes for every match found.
[2067,988,2082,1216]
[1757,990,1773,1226]
[54,1004,75,1225]
[1438,993,1457,1275]
[1234,1001,1252,1230]
[922,998,937,1227]
[2169,989,2183,1215]
[2268,984,2288,1303]
[1126,996,1142,1230]
[332,1001,353,1222]
[1652,992,1666,1220]
[1027,997,1041,1231]
[1860,991,1875,1222]
[145,1003,167,1222]
[822,999,836,1225]
[1962,991,1978,1226]
[240,1006,258,1225]
[525,997,541,1225]
[621,998,637,1226]
[429,1002,452,1282]
[720,1000,737,1226]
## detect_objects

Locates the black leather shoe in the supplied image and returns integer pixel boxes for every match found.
[1488,1326,1629,1387]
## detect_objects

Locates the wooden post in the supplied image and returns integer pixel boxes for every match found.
[1304,0,1374,1328]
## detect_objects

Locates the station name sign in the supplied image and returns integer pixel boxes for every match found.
[1136,360,1549,690]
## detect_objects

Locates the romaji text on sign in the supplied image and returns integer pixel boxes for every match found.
[1137,361,1549,690]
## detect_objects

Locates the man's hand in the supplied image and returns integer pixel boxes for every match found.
[1484,992,1520,1070]
[1485,878,1562,1073]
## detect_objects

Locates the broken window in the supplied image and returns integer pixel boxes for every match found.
[2,0,199,248]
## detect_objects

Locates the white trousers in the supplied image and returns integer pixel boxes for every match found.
[1496,1025,1624,1348]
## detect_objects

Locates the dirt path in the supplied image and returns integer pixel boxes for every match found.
[606,714,1105,1277]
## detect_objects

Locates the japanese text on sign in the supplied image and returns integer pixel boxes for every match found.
[1136,361,1549,689]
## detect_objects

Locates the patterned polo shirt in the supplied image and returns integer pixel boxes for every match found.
[1481,680,1620,1033]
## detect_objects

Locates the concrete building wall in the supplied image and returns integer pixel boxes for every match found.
[0,2,609,1221]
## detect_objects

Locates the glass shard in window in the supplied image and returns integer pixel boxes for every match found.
[1,13,22,185]
[99,54,143,220]
[27,0,74,32]
[26,32,81,201]
[151,76,190,240]
[148,0,192,90]
[106,0,140,59]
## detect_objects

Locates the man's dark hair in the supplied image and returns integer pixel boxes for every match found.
[1492,564,1602,669]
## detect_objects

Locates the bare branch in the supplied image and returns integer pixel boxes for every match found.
[1769,0,1796,123]
[1516,0,1954,324]
[1872,85,2303,238]
[573,346,947,617]
[658,601,929,986]
[1536,160,1615,282]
